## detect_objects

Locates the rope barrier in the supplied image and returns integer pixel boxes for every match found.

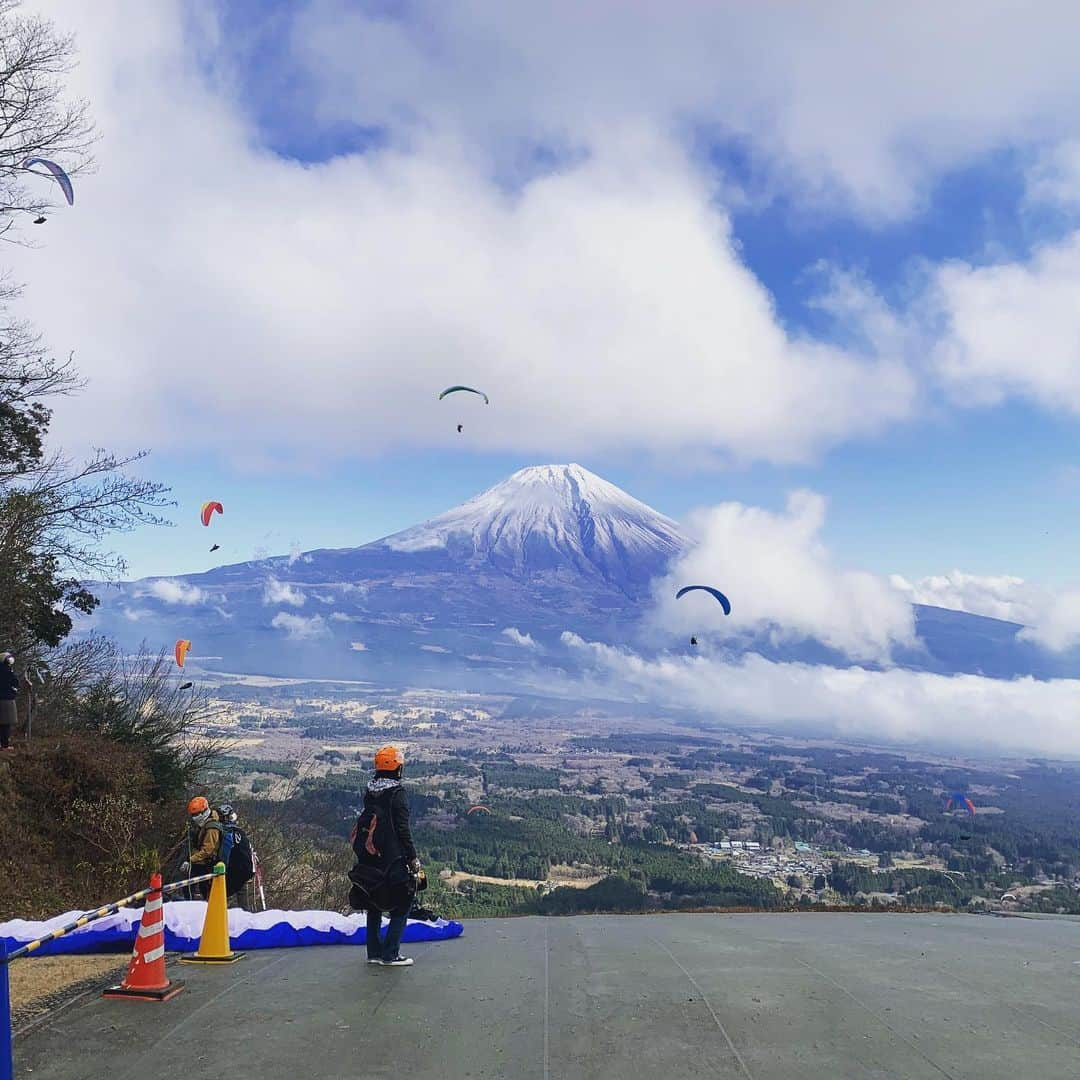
[1,873,216,964]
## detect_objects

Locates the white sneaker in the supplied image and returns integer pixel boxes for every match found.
[381,956,413,967]
[367,958,382,965]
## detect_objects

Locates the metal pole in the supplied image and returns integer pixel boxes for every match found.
[1,941,13,1080]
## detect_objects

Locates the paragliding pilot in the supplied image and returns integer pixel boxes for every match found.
[349,745,421,967]
[181,796,222,900]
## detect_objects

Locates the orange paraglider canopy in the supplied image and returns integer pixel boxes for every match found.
[200,501,223,527]
[174,639,192,668]
[467,805,492,816]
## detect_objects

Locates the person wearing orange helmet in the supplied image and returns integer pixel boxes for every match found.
[350,745,420,967]
[180,795,222,900]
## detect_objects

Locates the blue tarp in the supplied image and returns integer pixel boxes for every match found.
[1,902,463,957]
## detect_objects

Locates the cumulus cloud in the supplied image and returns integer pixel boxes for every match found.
[270,612,329,640]
[263,578,306,607]
[892,570,1080,653]
[502,627,541,650]
[6,1,924,473]
[559,632,1080,756]
[927,233,1080,414]
[657,491,915,663]
[330,611,364,622]
[292,1,1080,220]
[349,640,367,651]
[136,579,207,606]
[891,570,1034,624]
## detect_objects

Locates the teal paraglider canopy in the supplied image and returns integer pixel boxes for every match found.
[675,585,732,616]
[438,385,489,405]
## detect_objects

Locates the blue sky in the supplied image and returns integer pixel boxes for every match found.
[17,1,1080,601]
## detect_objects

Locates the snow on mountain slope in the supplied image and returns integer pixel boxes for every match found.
[379,464,687,587]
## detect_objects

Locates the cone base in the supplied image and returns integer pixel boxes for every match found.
[180,951,245,965]
[103,981,185,1002]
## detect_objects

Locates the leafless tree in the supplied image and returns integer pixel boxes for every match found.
[0,0,94,237]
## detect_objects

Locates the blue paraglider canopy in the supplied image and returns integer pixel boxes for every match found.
[21,157,74,206]
[675,585,731,616]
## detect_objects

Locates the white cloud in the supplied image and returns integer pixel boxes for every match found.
[270,612,329,640]
[502,627,540,650]
[293,1,1080,220]
[420,644,450,653]
[136,579,207,606]
[892,569,1080,653]
[891,570,1034,624]
[657,491,915,663]
[122,607,152,621]
[349,640,367,651]
[263,577,306,607]
[8,1,921,472]
[559,632,1080,756]
[927,233,1080,414]
[1026,140,1080,209]
[330,611,363,622]
[287,542,312,566]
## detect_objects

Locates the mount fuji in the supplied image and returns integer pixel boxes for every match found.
[86,464,1078,686]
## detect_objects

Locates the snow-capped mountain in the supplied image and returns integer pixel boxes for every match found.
[379,464,686,586]
[87,465,690,681]
[84,464,1080,685]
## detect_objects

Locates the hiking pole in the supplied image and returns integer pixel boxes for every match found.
[251,849,267,911]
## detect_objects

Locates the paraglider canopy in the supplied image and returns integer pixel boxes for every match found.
[439,385,489,405]
[675,585,732,616]
[21,157,74,206]
[467,805,492,816]
[943,791,976,816]
[174,639,192,669]
[200,501,223,527]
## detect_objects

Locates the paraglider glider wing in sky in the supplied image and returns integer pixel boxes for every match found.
[174,639,192,668]
[675,585,732,616]
[201,501,224,527]
[438,385,489,405]
[21,157,74,205]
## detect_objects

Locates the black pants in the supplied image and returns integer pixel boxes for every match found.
[0,723,10,749]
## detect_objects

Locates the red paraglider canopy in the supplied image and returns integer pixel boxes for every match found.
[200,501,223,527]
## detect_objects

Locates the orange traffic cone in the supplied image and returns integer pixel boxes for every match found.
[103,873,184,1001]
[180,862,245,965]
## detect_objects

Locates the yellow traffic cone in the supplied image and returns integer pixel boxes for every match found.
[180,862,245,965]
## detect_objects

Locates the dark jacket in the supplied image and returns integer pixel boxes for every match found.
[354,776,417,870]
[0,663,18,702]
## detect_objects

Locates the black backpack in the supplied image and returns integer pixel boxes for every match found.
[215,819,255,896]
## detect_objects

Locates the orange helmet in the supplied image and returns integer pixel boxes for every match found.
[187,796,209,816]
[374,745,404,771]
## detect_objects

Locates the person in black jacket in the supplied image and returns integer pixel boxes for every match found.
[352,745,420,967]
[0,653,18,751]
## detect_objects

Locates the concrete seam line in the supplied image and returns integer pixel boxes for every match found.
[792,957,960,1080]
[649,937,753,1080]
[543,921,550,1080]
[925,961,1080,1048]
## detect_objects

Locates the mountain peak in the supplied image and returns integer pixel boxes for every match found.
[379,463,687,588]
